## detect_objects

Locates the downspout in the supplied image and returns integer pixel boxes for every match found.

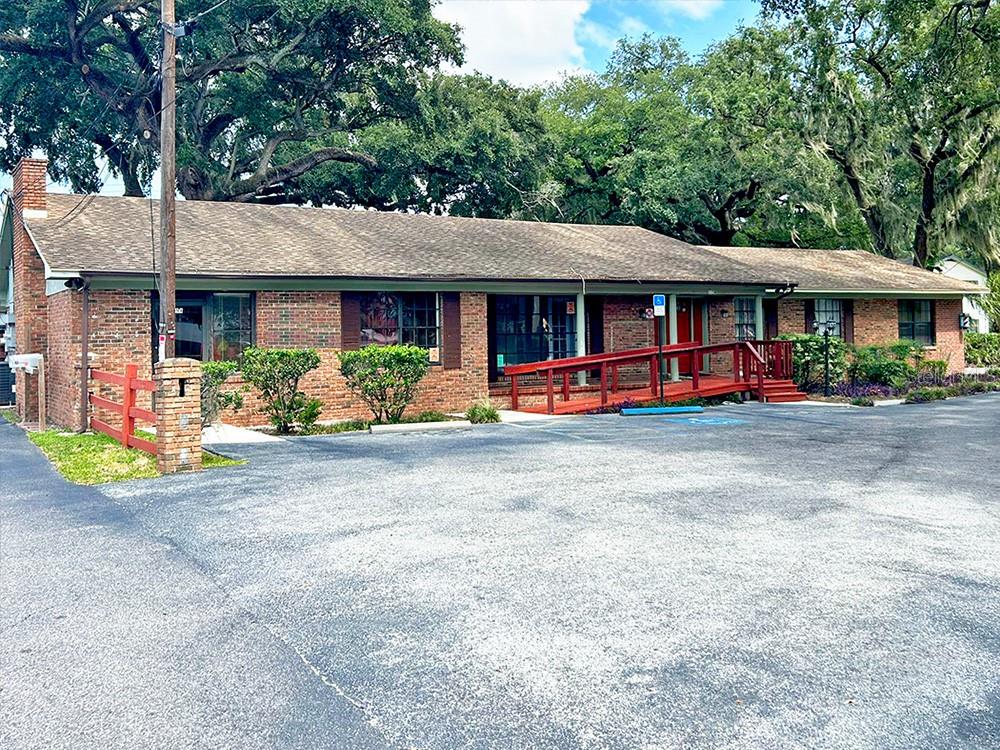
[79,278,90,433]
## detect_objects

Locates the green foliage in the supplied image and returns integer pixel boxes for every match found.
[27,430,241,484]
[849,342,923,387]
[974,273,1000,329]
[298,74,551,217]
[778,333,849,390]
[850,396,875,407]
[239,347,322,434]
[905,386,950,404]
[965,332,1000,367]
[532,32,863,248]
[200,361,245,427]
[338,345,430,424]
[466,401,501,424]
[767,0,1000,267]
[0,0,462,201]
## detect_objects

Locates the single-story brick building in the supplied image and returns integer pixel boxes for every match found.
[1,158,980,428]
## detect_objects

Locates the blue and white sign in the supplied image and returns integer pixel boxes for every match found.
[652,294,666,317]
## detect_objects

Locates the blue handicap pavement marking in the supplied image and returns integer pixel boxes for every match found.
[664,416,747,426]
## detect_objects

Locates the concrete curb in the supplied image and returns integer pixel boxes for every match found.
[369,420,474,435]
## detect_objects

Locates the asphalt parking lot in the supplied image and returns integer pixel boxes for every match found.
[3,396,999,749]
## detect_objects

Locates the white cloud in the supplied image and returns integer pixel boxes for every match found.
[434,0,590,86]
[653,0,724,21]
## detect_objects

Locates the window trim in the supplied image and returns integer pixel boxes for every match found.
[814,298,845,339]
[153,291,256,363]
[898,299,936,346]
[359,291,442,363]
[733,296,756,342]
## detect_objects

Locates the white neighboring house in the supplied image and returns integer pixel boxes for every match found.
[937,257,991,333]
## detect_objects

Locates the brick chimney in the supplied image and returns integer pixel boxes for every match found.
[12,157,48,217]
[10,157,50,423]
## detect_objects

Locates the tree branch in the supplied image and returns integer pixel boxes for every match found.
[226,147,377,201]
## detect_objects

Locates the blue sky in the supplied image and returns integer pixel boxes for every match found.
[435,0,762,86]
[2,1,762,195]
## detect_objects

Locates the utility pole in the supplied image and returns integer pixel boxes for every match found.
[158,0,177,361]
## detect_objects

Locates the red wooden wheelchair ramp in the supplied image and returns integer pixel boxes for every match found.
[503,340,805,415]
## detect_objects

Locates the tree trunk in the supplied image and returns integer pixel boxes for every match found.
[911,164,937,268]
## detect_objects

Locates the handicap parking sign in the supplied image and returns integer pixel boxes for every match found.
[652,294,666,317]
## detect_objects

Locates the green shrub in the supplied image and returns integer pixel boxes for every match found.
[850,396,875,407]
[466,401,501,424]
[200,361,245,427]
[849,342,920,387]
[919,359,948,385]
[905,386,949,404]
[408,410,451,423]
[239,347,323,433]
[777,333,849,391]
[338,344,430,424]
[965,332,1000,367]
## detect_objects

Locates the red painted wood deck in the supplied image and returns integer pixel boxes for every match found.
[503,339,805,415]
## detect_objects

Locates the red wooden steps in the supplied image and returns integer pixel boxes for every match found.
[761,379,808,403]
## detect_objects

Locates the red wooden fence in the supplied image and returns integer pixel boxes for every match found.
[89,364,157,455]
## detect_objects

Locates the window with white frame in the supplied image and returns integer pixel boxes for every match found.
[734,297,756,341]
[814,299,844,338]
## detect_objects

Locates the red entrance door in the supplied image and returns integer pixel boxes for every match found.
[652,299,703,373]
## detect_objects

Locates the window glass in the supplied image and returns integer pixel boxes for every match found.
[212,293,253,361]
[174,300,204,360]
[898,300,934,345]
[493,295,577,372]
[815,299,844,338]
[360,292,440,359]
[733,297,756,341]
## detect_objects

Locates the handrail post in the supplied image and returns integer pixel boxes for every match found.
[562,370,571,401]
[600,362,608,406]
[650,355,659,396]
[122,364,138,447]
[546,370,554,414]
[611,364,619,394]
[510,374,519,411]
[691,354,700,390]
[733,345,741,383]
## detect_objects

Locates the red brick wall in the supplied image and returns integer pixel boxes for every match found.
[45,291,83,429]
[932,298,965,373]
[782,296,965,375]
[853,298,898,346]
[603,296,654,351]
[218,291,489,426]
[706,298,735,374]
[777,299,806,335]
[257,291,341,348]
[12,160,49,422]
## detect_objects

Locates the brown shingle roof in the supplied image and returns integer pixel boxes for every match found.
[26,194,976,293]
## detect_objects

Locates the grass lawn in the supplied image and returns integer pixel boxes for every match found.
[27,429,244,485]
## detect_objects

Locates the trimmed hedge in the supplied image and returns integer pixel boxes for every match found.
[339,344,430,424]
[240,347,323,433]
[965,332,1000,367]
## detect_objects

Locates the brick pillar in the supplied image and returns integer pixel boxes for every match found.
[155,358,202,474]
